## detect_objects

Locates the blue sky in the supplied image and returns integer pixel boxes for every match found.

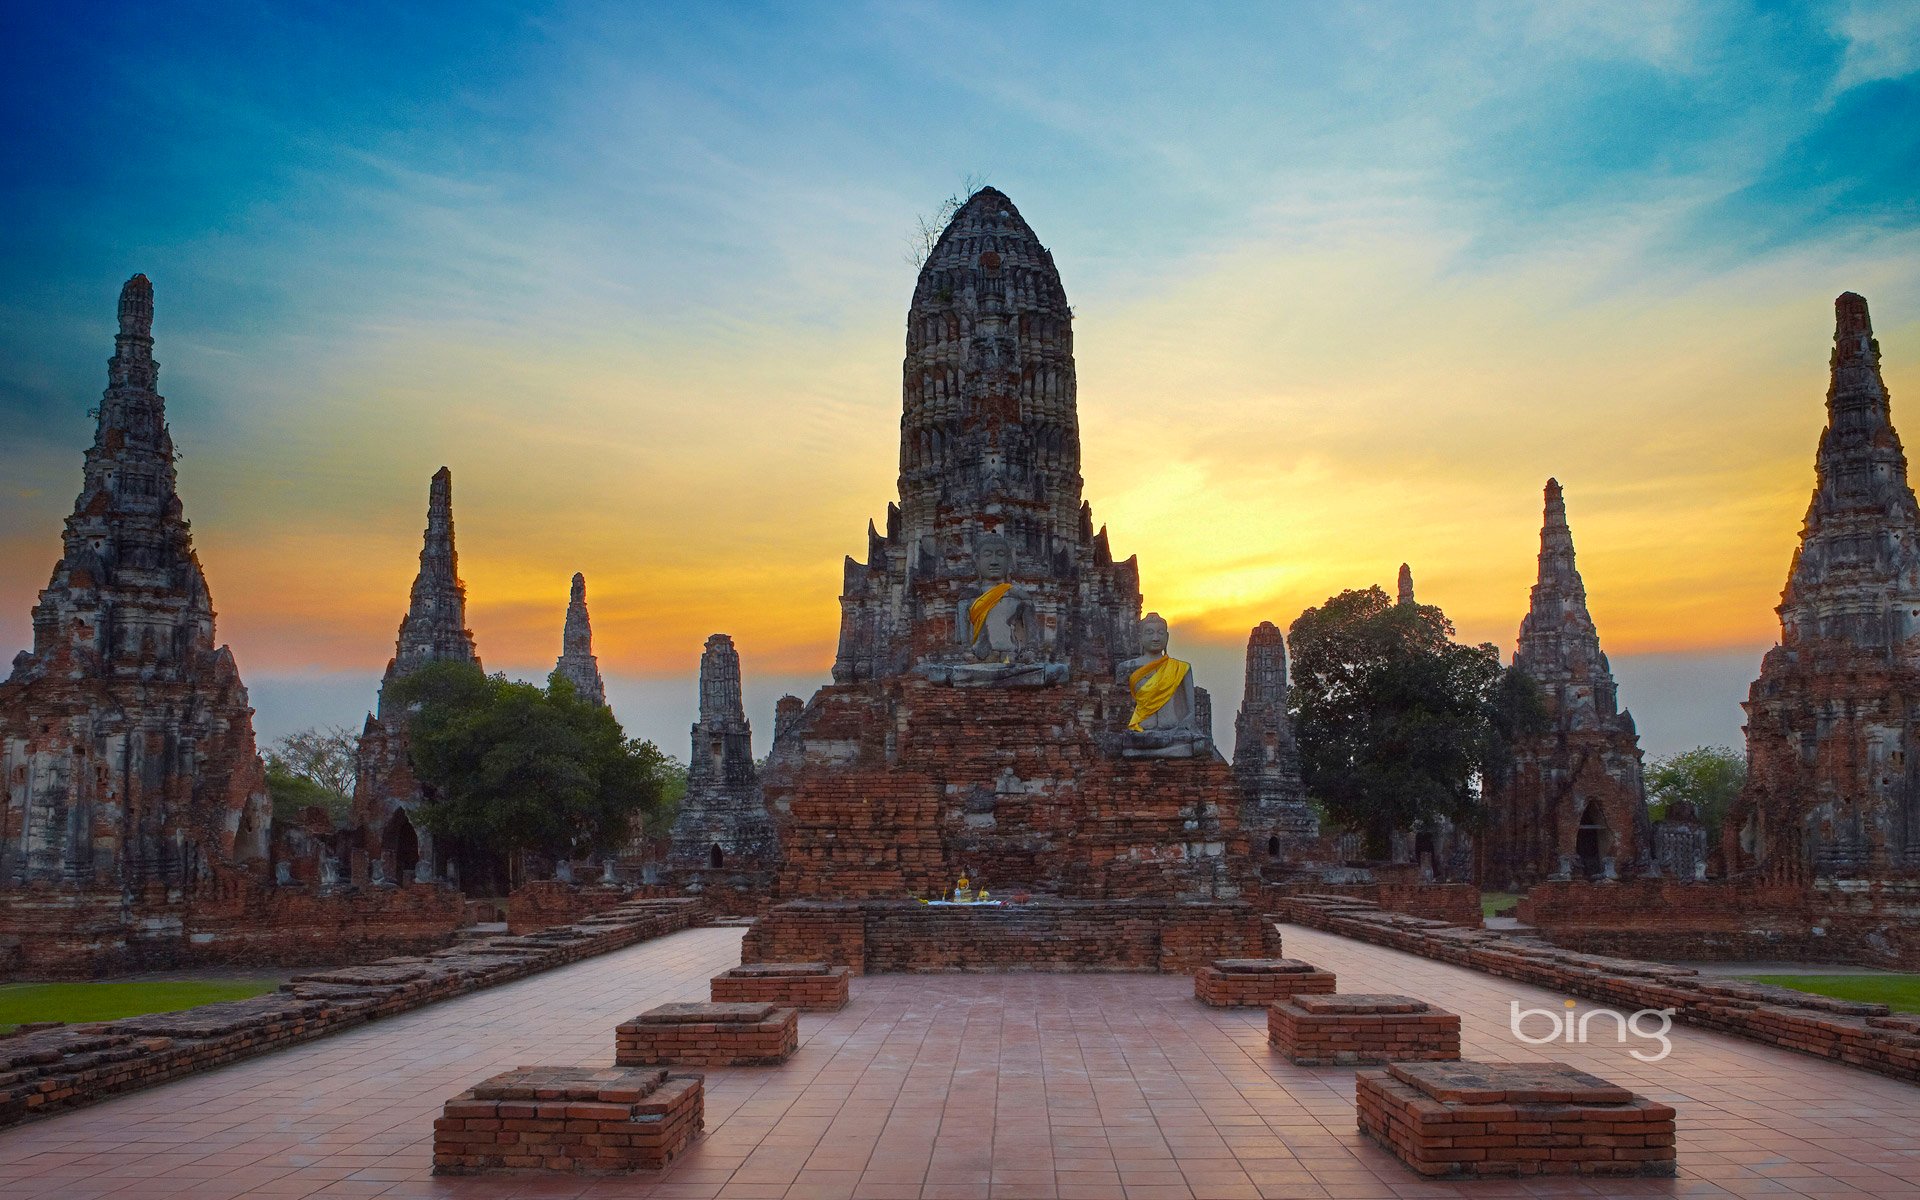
[3,1,1918,760]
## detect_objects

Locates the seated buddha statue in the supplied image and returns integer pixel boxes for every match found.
[1115,613,1212,759]
[918,533,1068,687]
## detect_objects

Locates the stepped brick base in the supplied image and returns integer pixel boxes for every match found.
[1357,1061,1676,1178]
[1192,958,1335,1007]
[432,1066,703,1174]
[615,1002,798,1067]
[1269,994,1461,1065]
[711,963,850,1011]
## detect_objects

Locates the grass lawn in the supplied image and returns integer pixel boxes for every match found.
[0,979,280,1033]
[1481,891,1521,918]
[1736,974,1920,1014]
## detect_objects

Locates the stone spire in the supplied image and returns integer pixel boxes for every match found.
[1514,479,1628,727]
[376,467,478,717]
[1483,478,1648,885]
[3,275,270,890]
[551,572,606,706]
[668,634,774,875]
[1777,292,1920,661]
[1232,622,1313,848]
[1396,563,1414,606]
[831,187,1142,682]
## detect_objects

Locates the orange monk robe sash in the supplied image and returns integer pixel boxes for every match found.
[1127,655,1189,731]
[968,582,1014,643]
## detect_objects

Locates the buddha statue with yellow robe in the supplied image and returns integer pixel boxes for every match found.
[919,532,1068,687]
[1115,613,1211,758]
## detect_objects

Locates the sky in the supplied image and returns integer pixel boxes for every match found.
[3,1,1918,761]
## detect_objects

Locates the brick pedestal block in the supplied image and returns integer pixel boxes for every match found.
[615,1002,798,1067]
[1269,994,1461,1065]
[1357,1060,1676,1178]
[432,1066,703,1174]
[1193,958,1336,1007]
[711,962,851,1012]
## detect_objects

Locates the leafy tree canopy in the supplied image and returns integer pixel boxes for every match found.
[387,661,674,862]
[1288,586,1536,857]
[1646,745,1745,839]
[264,724,357,823]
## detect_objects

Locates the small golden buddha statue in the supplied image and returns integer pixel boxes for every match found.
[954,872,973,902]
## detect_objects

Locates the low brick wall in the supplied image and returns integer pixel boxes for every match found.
[1279,893,1920,1086]
[1192,958,1336,1007]
[615,1002,798,1067]
[505,881,640,934]
[433,1066,703,1174]
[711,963,850,1011]
[1261,881,1482,929]
[0,898,706,1129]
[1268,994,1461,1065]
[1516,878,1920,970]
[741,899,1282,974]
[1357,1061,1675,1179]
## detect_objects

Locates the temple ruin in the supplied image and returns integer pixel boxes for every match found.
[1232,621,1315,862]
[758,188,1251,902]
[0,275,271,898]
[1733,292,1920,880]
[551,572,606,706]
[1481,479,1650,885]
[665,633,775,892]
[350,467,479,881]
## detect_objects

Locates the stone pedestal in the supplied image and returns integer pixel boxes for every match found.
[1193,958,1336,1007]
[1357,1061,1676,1178]
[432,1066,703,1174]
[711,963,850,1011]
[615,1002,798,1067]
[1268,994,1461,1065]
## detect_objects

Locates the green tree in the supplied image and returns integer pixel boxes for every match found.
[264,724,357,824]
[1288,586,1515,857]
[1645,745,1745,841]
[387,661,676,871]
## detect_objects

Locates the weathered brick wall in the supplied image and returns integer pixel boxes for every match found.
[1,868,468,979]
[1279,893,1920,1086]
[433,1067,704,1175]
[0,898,707,1129]
[741,899,1280,974]
[615,1003,798,1067]
[1514,878,1920,970]
[1192,960,1336,1007]
[506,880,634,934]
[1260,881,1482,928]
[711,964,850,1011]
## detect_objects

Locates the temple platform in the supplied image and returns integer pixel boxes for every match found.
[615,1002,799,1067]
[1192,957,1336,1006]
[740,898,1282,974]
[711,962,851,1011]
[1357,1060,1677,1178]
[1268,993,1462,1065]
[431,1066,703,1174]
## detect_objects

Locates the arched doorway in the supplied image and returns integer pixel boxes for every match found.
[383,809,420,877]
[1266,834,1281,858]
[709,843,725,869]
[1576,801,1606,878]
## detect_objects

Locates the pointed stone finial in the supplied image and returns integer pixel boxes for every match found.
[553,571,605,706]
[1241,621,1288,708]
[377,468,478,715]
[698,634,746,724]
[1397,563,1415,606]
[117,274,153,338]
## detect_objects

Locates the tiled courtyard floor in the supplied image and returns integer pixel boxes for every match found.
[2,924,1917,1200]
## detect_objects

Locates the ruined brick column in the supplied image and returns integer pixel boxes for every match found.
[1233,622,1315,861]
[0,275,271,900]
[1397,563,1415,607]
[666,635,776,888]
[1483,480,1648,886]
[552,572,607,707]
[351,468,480,878]
[1733,293,1920,879]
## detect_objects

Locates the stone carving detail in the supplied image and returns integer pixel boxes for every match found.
[1732,293,1920,879]
[667,635,776,876]
[551,572,606,706]
[0,275,271,893]
[1232,622,1316,854]
[1116,614,1211,758]
[351,468,479,879]
[1483,479,1649,885]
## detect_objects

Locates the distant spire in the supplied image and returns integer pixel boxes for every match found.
[698,633,746,724]
[1515,478,1625,726]
[377,467,479,715]
[553,571,606,706]
[1397,563,1415,606]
